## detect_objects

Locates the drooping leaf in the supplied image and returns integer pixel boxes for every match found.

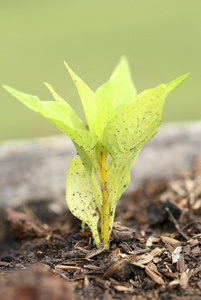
[73,142,102,213]
[66,158,101,245]
[3,85,98,163]
[109,150,141,207]
[64,62,103,136]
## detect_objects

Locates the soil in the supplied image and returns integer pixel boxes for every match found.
[1,155,201,300]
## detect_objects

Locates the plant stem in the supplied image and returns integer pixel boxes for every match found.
[92,224,102,247]
[98,146,110,250]
[101,181,110,249]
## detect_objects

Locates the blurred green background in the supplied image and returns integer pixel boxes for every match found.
[1,0,200,141]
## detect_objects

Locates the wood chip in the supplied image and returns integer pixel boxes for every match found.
[136,254,153,265]
[112,229,134,242]
[183,244,191,255]
[190,264,201,276]
[180,271,189,289]
[83,275,89,290]
[161,236,180,246]
[113,285,133,292]
[62,258,88,266]
[146,236,160,247]
[189,239,199,247]
[169,182,186,196]
[0,261,10,267]
[197,281,201,290]
[75,247,89,254]
[131,262,145,269]
[153,257,160,264]
[191,245,201,254]
[55,265,80,271]
[64,250,86,258]
[145,262,165,285]
[135,247,163,265]
[169,279,180,287]
[150,247,163,257]
[161,271,179,279]
[83,264,102,271]
[103,260,132,280]
[85,245,106,259]
[129,279,141,288]
[192,199,201,210]
[176,255,185,273]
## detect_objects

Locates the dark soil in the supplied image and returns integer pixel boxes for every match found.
[1,160,201,300]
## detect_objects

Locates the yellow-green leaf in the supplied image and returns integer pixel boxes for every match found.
[3,85,98,163]
[66,158,101,246]
[64,62,103,136]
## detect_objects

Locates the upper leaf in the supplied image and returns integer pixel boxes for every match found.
[165,73,190,97]
[103,85,166,208]
[108,56,137,111]
[95,57,137,139]
[44,82,68,104]
[103,84,166,164]
[96,56,137,111]
[64,62,103,136]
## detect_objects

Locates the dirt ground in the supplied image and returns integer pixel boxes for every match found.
[1,156,201,300]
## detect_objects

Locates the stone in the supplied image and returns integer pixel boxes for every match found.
[0,122,201,208]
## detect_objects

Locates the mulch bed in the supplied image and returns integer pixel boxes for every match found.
[1,157,201,300]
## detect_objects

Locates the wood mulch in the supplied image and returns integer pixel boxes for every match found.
[1,158,201,300]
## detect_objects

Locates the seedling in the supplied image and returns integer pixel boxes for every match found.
[3,57,189,249]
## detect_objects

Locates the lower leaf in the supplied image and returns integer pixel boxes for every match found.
[66,158,101,246]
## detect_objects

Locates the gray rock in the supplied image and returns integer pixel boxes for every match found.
[0,122,201,208]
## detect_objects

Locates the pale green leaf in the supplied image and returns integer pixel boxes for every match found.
[44,82,67,104]
[109,150,140,207]
[64,62,103,135]
[95,81,116,139]
[108,149,140,235]
[73,142,102,212]
[103,85,166,208]
[165,73,190,97]
[109,56,137,111]
[96,56,137,111]
[66,158,100,245]
[95,57,137,139]
[103,84,166,163]
[3,85,98,163]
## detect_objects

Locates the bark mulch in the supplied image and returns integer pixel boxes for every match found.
[1,158,201,300]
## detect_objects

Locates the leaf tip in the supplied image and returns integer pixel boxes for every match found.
[185,72,191,79]
[165,72,190,98]
[2,84,9,90]
[117,55,130,69]
[119,54,128,62]
[178,72,190,82]
[2,85,14,94]
[64,61,69,71]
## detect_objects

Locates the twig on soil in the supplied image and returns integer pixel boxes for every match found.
[165,206,189,240]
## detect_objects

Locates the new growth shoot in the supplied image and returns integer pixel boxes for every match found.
[3,57,189,249]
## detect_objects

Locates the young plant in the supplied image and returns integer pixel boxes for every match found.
[3,57,189,249]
